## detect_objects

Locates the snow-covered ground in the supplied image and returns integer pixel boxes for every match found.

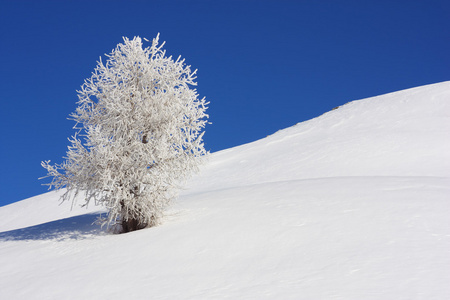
[1,81,449,299]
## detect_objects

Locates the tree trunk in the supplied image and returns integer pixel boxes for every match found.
[121,217,147,233]
[119,199,148,233]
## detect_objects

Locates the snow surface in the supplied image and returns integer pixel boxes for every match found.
[1,81,449,299]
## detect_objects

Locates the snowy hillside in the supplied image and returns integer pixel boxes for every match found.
[1,82,449,299]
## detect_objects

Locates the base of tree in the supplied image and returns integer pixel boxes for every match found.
[120,218,148,233]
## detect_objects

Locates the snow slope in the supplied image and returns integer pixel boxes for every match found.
[1,81,449,299]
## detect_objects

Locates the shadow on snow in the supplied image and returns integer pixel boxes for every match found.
[0,213,107,241]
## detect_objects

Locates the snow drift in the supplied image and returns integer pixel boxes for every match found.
[1,81,449,299]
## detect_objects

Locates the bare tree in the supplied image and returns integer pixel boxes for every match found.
[42,35,209,232]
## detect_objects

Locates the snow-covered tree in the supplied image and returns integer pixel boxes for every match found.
[41,34,209,232]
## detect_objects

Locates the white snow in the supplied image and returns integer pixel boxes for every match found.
[1,81,449,299]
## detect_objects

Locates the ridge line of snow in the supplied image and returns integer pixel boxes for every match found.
[183,175,449,196]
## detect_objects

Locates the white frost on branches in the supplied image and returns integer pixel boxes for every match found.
[42,34,209,230]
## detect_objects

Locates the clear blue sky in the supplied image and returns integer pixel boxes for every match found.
[1,0,449,207]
